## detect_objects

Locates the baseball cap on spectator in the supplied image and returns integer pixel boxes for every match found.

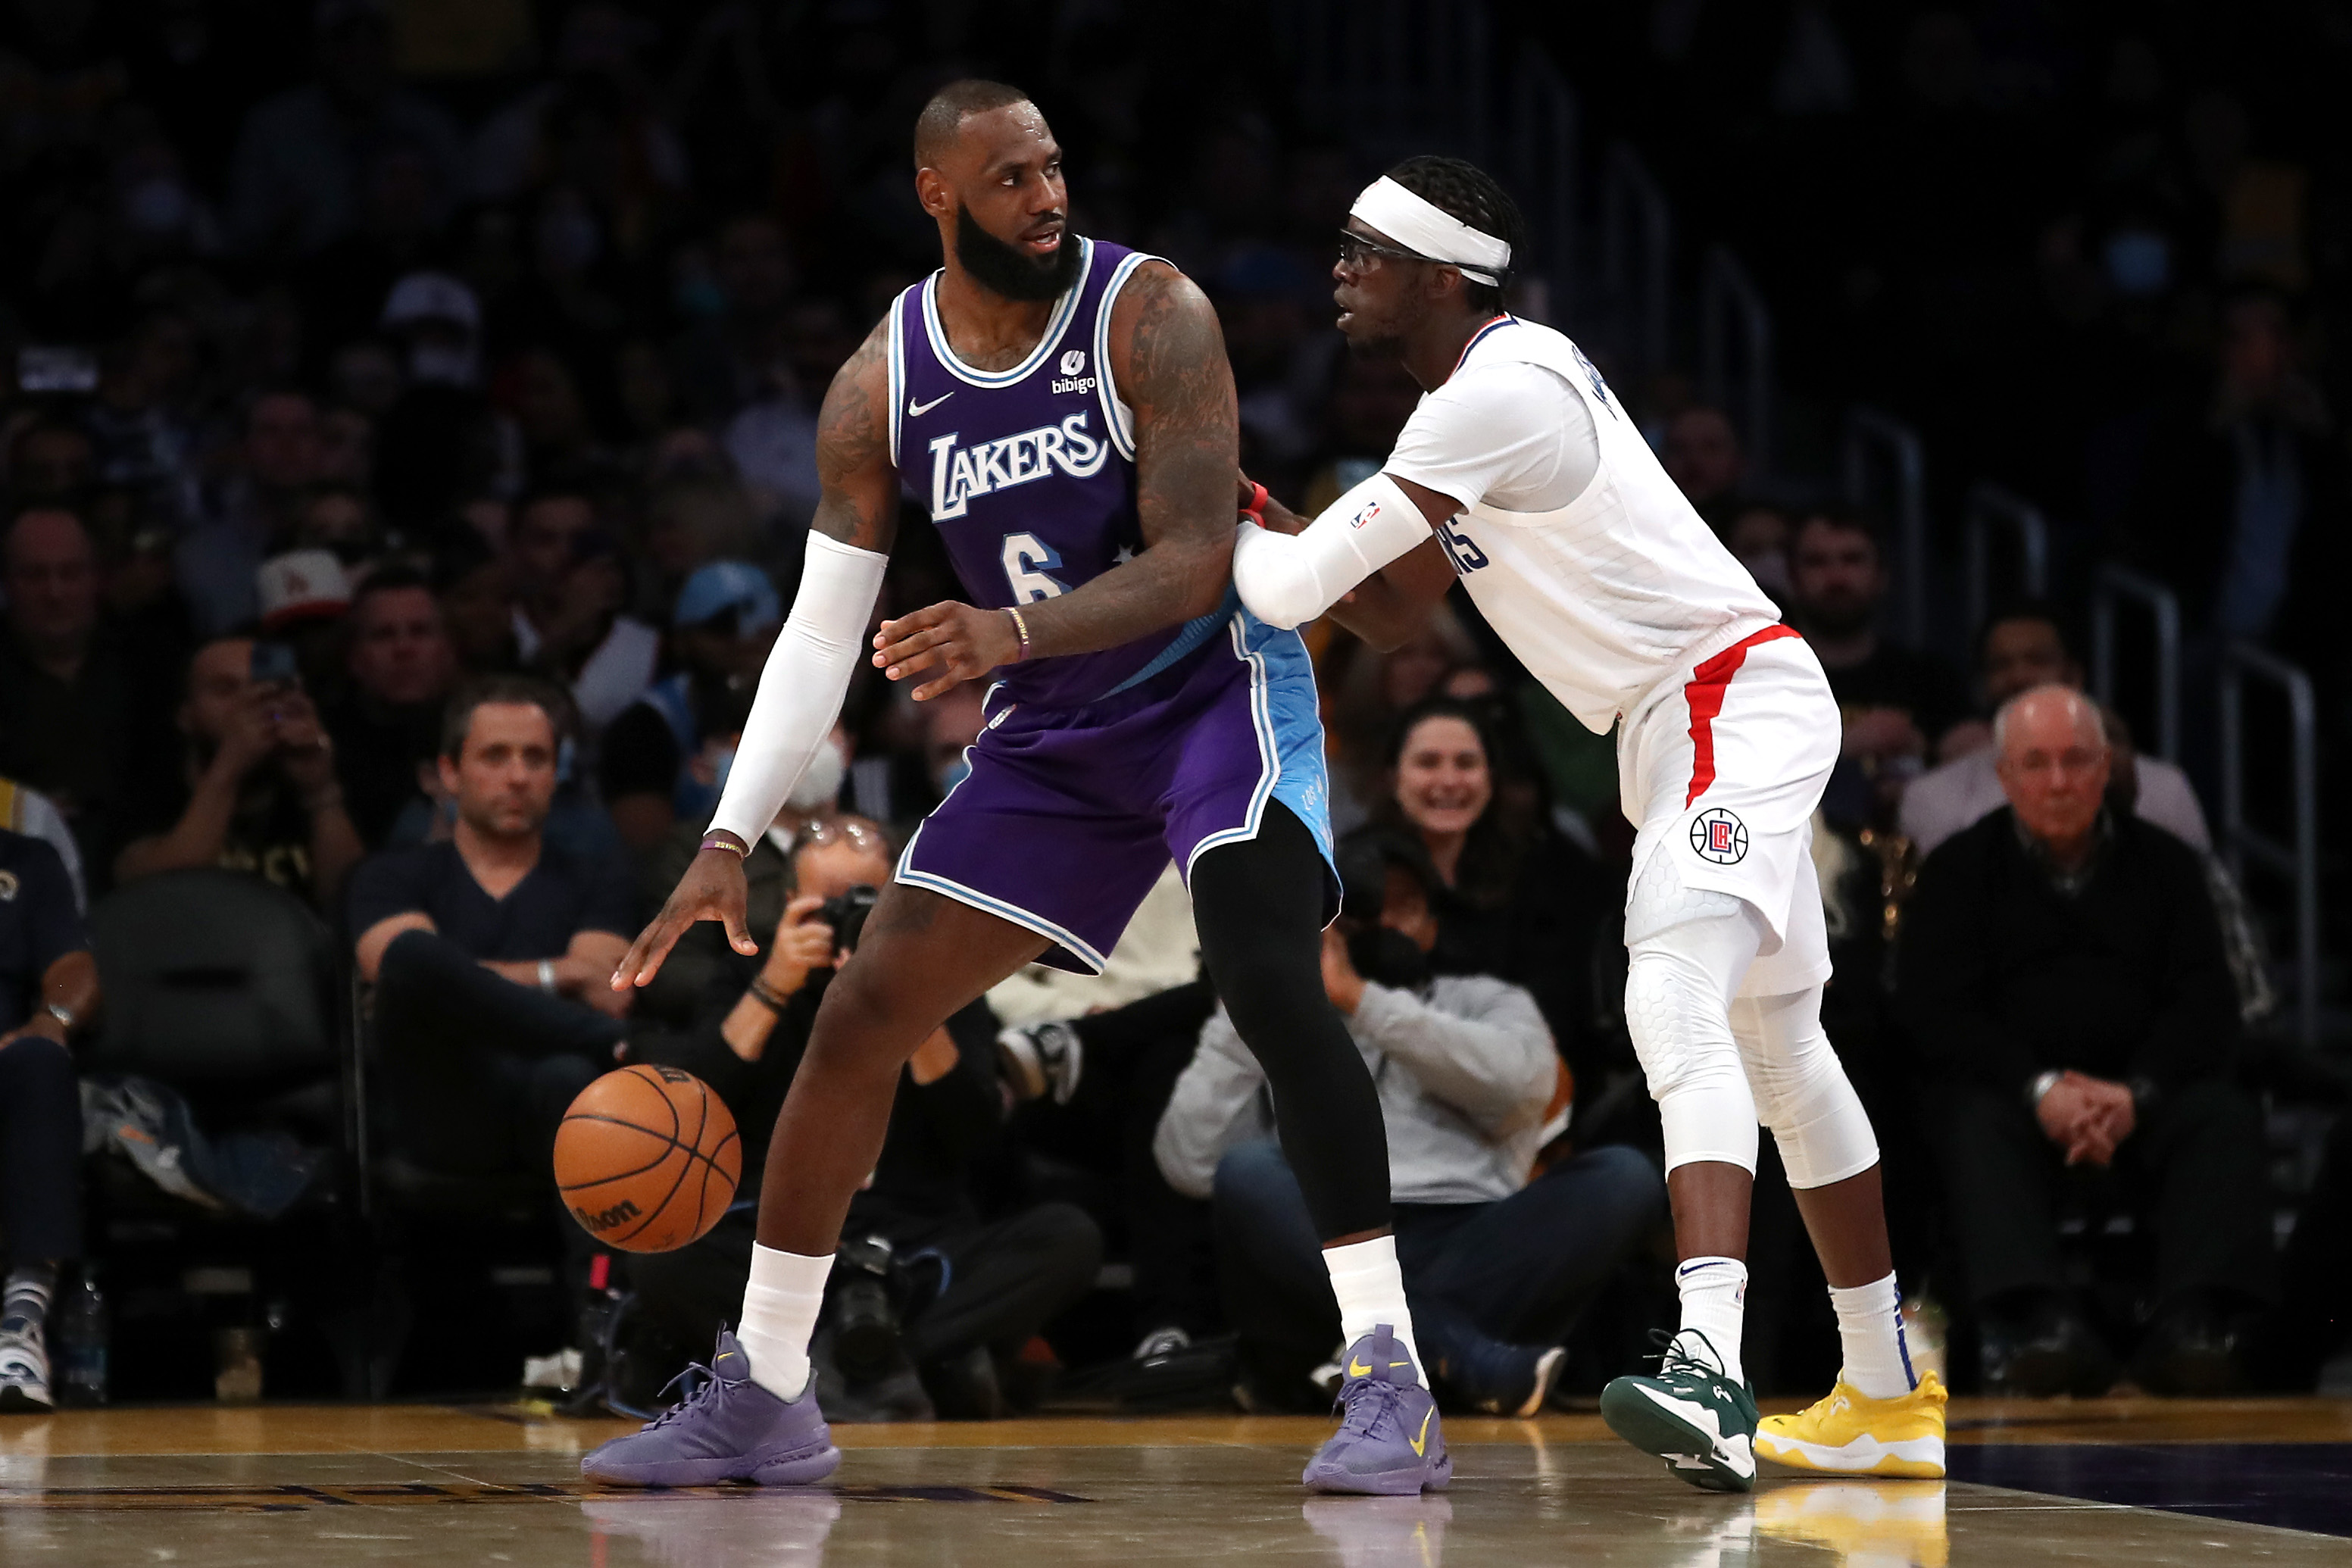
[381,272,481,334]
[673,560,781,634]
[258,548,353,629]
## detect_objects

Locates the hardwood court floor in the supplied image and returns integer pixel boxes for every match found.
[1,1398,2347,1566]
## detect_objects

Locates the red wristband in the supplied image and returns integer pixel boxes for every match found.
[1242,483,1269,524]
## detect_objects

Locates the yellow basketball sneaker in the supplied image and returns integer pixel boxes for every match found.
[1754,1372,1947,1478]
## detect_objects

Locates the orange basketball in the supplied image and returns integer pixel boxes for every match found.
[554,1065,742,1253]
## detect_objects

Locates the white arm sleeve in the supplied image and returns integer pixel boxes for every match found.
[704,530,889,844]
[1230,470,1435,629]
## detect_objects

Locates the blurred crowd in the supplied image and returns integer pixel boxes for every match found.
[0,0,2341,1421]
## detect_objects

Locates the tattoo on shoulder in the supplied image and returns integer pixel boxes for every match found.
[811,314,896,547]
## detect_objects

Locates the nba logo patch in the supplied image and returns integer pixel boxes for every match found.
[1690,807,1747,865]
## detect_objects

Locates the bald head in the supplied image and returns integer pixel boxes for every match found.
[1995,684,2111,850]
[913,79,1034,171]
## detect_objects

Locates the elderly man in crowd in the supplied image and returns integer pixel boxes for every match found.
[1900,604,2207,858]
[1900,685,2271,1397]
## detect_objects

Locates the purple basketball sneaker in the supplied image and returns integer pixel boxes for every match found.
[1301,1326,1451,1495]
[583,1332,841,1488]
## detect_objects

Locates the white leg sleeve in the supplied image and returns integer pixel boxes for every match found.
[1623,850,1767,1176]
[705,531,889,845]
[1728,984,1880,1190]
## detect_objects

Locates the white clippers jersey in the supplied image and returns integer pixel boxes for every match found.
[1386,317,1782,735]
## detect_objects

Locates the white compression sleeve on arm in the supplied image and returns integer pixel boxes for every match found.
[704,529,889,845]
[1231,470,1436,629]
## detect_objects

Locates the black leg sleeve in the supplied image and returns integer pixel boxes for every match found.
[1190,802,1391,1240]
[0,1035,82,1263]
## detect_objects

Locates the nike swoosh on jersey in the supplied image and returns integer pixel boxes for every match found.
[907,392,955,417]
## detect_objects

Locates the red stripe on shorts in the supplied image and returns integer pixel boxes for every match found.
[1682,624,1802,809]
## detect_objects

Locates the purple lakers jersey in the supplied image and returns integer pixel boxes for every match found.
[889,236,1229,707]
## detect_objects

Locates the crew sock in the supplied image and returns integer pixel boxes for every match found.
[1674,1256,1748,1385]
[1322,1235,1423,1375]
[1828,1272,1917,1399]
[737,1244,832,1403]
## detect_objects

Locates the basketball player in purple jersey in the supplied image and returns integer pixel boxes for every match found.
[584,81,1446,1496]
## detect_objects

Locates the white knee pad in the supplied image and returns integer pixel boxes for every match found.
[1728,985,1879,1188]
[1624,889,1766,1176]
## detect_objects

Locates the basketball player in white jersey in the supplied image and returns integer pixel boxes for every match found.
[1231,157,1945,1492]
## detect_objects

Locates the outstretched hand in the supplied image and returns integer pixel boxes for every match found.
[873,601,1021,700]
[613,847,756,990]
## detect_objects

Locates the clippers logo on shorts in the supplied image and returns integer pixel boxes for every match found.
[927,414,1109,519]
[1690,807,1748,865]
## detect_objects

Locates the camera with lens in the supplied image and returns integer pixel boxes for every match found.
[820,883,879,954]
[828,1232,904,1382]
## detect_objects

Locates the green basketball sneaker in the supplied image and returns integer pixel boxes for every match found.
[1599,1330,1759,1492]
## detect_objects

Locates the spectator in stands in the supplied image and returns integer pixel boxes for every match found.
[349,676,637,1348]
[1368,698,1610,1071]
[175,392,324,637]
[601,561,782,853]
[0,508,166,886]
[1788,509,1969,820]
[1900,686,2271,1395]
[505,490,658,732]
[117,635,364,911]
[226,0,464,259]
[326,567,460,847]
[1662,404,1747,530]
[1157,829,1661,1414]
[625,820,1100,1420]
[0,826,99,1411]
[1901,604,2207,857]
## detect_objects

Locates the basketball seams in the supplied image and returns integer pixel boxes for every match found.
[557,1069,741,1250]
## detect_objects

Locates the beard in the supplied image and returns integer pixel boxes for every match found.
[955,203,1080,301]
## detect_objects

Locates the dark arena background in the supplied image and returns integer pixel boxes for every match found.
[0,1,2345,1563]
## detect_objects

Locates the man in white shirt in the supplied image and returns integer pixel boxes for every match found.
[1230,156,1941,1491]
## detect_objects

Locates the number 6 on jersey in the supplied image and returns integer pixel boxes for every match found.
[1001,532,1070,601]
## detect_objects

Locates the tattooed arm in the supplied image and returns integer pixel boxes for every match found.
[614,315,899,988]
[872,262,1238,698]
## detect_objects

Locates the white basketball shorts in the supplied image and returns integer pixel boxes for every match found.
[1618,624,1839,998]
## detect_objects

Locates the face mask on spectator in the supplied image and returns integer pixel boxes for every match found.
[785,734,848,811]
[2104,227,2171,298]
[408,341,479,387]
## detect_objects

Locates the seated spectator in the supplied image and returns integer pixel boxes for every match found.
[0,777,85,912]
[1788,509,1969,822]
[1901,604,2208,858]
[1661,404,1747,530]
[326,565,460,847]
[174,392,323,638]
[1157,829,1660,1415]
[0,508,170,885]
[349,676,637,1348]
[1899,686,2272,1396]
[0,827,98,1411]
[601,561,782,853]
[506,489,658,732]
[1323,604,1483,833]
[115,635,364,911]
[1724,504,1793,608]
[624,822,1100,1420]
[1369,698,1612,1073]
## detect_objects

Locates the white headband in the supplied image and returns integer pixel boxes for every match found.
[1348,176,1512,287]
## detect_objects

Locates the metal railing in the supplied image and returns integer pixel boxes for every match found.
[2089,564,2182,762]
[2219,642,2320,1046]
[1699,246,1773,477]
[1961,484,2050,636]
[1841,408,1927,646]
[1599,142,1672,376]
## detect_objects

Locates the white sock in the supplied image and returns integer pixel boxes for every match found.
[1829,1272,1916,1399]
[736,1243,832,1402]
[1322,1235,1423,1373]
[1675,1257,1747,1384]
